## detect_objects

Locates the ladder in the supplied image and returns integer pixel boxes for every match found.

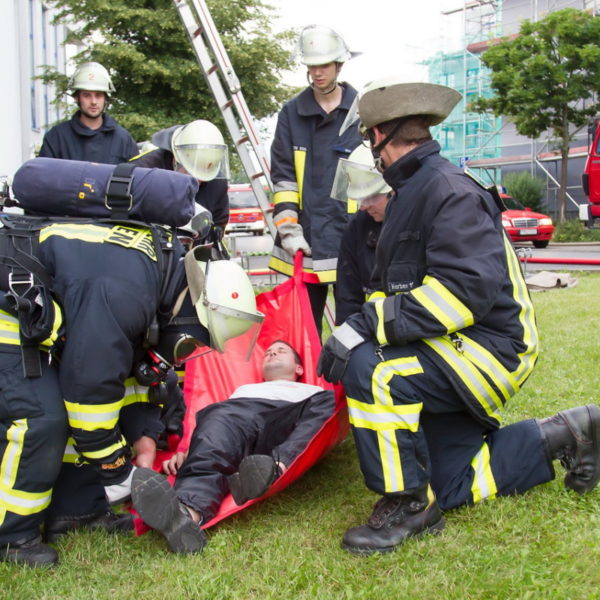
[173,0,276,238]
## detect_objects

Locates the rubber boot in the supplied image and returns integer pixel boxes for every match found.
[44,509,134,543]
[538,404,600,493]
[342,485,445,555]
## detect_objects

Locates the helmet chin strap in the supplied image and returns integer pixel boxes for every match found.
[370,119,405,173]
[306,71,339,95]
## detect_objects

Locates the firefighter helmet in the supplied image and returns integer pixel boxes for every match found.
[358,78,462,131]
[68,62,115,95]
[184,247,264,356]
[297,25,352,65]
[331,143,391,204]
[171,120,228,181]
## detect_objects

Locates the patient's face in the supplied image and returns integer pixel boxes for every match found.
[262,342,303,382]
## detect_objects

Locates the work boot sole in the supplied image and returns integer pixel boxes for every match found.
[228,455,277,505]
[131,468,206,554]
[564,404,600,493]
[341,517,445,556]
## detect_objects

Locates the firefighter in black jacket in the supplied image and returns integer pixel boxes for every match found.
[317,79,600,555]
[131,120,230,238]
[38,62,138,164]
[332,144,390,325]
[0,218,263,566]
[269,25,361,335]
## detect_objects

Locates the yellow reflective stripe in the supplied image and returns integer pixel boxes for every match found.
[458,333,519,399]
[39,223,157,262]
[470,442,497,503]
[503,234,539,384]
[366,290,386,302]
[0,304,62,348]
[347,198,358,214]
[0,419,52,518]
[273,214,298,227]
[121,378,150,408]
[347,398,422,431]
[378,430,402,492]
[373,299,388,345]
[423,336,503,425]
[372,357,424,408]
[293,149,306,210]
[273,190,300,206]
[410,275,474,332]
[62,438,85,464]
[80,438,127,461]
[65,398,124,431]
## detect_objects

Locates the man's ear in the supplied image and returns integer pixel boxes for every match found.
[295,364,304,379]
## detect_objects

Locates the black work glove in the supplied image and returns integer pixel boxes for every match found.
[317,313,372,384]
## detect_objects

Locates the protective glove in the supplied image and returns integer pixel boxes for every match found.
[317,314,372,383]
[277,219,312,257]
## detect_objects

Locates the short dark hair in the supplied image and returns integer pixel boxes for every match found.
[377,115,433,147]
[269,339,303,367]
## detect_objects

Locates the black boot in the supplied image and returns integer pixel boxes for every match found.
[131,467,207,554]
[342,486,445,555]
[538,404,600,494]
[1,535,58,568]
[228,455,281,505]
[44,509,134,543]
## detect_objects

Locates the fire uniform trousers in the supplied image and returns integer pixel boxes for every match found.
[38,112,138,165]
[32,221,205,485]
[335,210,381,325]
[341,140,554,510]
[0,308,68,544]
[269,84,361,283]
[130,147,230,229]
[174,384,335,522]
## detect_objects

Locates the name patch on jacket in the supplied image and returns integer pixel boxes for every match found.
[39,223,157,261]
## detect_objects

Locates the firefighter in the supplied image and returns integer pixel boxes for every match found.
[268,25,362,335]
[131,119,230,242]
[331,143,391,324]
[38,62,138,164]
[0,214,263,567]
[317,78,600,555]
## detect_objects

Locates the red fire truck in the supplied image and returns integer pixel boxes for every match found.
[581,118,600,227]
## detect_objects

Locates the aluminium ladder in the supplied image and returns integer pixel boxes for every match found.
[173,0,276,238]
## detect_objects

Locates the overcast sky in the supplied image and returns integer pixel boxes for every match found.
[268,0,464,89]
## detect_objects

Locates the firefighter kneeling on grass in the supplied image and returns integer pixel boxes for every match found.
[317,77,600,555]
[0,190,263,567]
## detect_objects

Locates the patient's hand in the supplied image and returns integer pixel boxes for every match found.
[133,435,156,469]
[163,451,187,476]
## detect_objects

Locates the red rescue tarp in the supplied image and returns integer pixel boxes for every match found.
[133,253,348,533]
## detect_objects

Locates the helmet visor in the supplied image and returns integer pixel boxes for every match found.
[331,157,391,205]
[174,144,229,181]
[172,334,212,366]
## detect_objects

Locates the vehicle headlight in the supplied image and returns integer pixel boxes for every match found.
[538,218,553,226]
[502,218,511,227]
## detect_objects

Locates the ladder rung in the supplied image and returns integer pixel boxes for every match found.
[206,63,219,75]
[192,26,204,38]
[221,99,234,110]
[250,172,265,180]
[236,135,250,145]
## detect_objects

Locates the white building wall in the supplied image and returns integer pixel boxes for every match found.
[0,0,68,179]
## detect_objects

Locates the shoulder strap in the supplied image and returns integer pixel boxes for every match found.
[105,163,137,220]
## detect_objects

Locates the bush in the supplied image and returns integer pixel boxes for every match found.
[503,171,546,212]
[553,219,600,242]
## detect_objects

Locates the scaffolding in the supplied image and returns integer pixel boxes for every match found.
[430,0,597,215]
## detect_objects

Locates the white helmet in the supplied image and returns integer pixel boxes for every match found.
[331,143,391,206]
[171,120,228,181]
[69,62,115,95]
[297,25,351,66]
[184,247,264,357]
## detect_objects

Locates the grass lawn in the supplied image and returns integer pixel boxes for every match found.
[3,273,600,599]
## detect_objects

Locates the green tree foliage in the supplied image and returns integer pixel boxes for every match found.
[471,8,600,222]
[41,0,298,142]
[503,171,546,213]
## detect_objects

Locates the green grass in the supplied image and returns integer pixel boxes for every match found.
[3,274,600,599]
[553,219,600,242]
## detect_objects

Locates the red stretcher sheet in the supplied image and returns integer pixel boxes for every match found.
[133,253,348,533]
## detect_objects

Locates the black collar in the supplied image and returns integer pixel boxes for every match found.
[383,140,441,189]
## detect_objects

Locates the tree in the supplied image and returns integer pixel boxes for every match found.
[471,8,600,222]
[41,0,298,143]
[503,171,546,213]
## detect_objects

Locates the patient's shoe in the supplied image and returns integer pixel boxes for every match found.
[228,454,281,505]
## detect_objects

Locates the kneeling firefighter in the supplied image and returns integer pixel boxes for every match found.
[0,159,264,567]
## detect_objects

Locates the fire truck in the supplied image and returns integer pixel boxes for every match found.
[581,118,600,227]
